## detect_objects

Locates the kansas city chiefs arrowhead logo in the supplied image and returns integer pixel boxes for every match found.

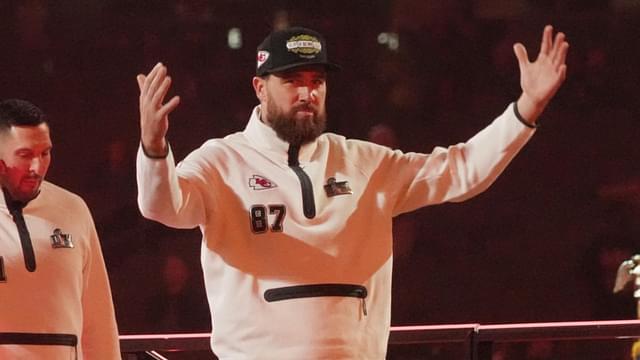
[249,175,278,190]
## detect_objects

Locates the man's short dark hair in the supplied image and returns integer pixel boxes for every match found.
[0,99,46,132]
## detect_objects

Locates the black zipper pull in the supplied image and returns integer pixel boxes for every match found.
[351,286,368,317]
[362,297,368,316]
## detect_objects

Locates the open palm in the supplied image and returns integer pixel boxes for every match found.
[137,62,181,156]
[514,25,569,108]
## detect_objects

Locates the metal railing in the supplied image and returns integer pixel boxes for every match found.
[120,319,640,359]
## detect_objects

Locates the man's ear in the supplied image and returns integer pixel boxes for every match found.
[252,76,267,103]
[0,159,6,175]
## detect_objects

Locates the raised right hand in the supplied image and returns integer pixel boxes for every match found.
[513,25,569,124]
[137,62,180,157]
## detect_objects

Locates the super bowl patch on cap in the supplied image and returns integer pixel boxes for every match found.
[286,34,322,59]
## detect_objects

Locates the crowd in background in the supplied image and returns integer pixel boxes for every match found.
[1,1,639,358]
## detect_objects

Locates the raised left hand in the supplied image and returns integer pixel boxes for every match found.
[514,25,569,122]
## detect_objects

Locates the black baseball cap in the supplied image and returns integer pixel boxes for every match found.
[256,26,341,76]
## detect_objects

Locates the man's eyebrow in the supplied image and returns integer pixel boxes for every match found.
[14,145,52,154]
[14,148,34,155]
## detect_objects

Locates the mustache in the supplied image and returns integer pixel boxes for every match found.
[292,104,318,114]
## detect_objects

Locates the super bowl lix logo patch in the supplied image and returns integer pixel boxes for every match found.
[51,228,74,249]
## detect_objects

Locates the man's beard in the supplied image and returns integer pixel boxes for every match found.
[1,176,42,204]
[265,98,327,146]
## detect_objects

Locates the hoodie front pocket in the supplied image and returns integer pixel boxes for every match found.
[264,283,368,315]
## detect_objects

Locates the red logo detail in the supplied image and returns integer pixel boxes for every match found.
[249,175,277,190]
[256,178,271,187]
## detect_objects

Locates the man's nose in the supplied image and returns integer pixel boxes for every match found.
[297,86,318,103]
[29,157,44,174]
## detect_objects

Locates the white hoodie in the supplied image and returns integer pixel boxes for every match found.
[137,103,534,359]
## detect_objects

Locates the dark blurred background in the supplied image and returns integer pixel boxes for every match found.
[2,0,640,353]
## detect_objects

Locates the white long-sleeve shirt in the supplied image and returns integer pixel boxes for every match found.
[0,181,120,359]
[137,103,535,359]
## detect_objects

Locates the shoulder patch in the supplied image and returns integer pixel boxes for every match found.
[51,228,74,249]
[324,177,352,197]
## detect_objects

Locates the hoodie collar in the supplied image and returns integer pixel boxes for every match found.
[243,105,319,166]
